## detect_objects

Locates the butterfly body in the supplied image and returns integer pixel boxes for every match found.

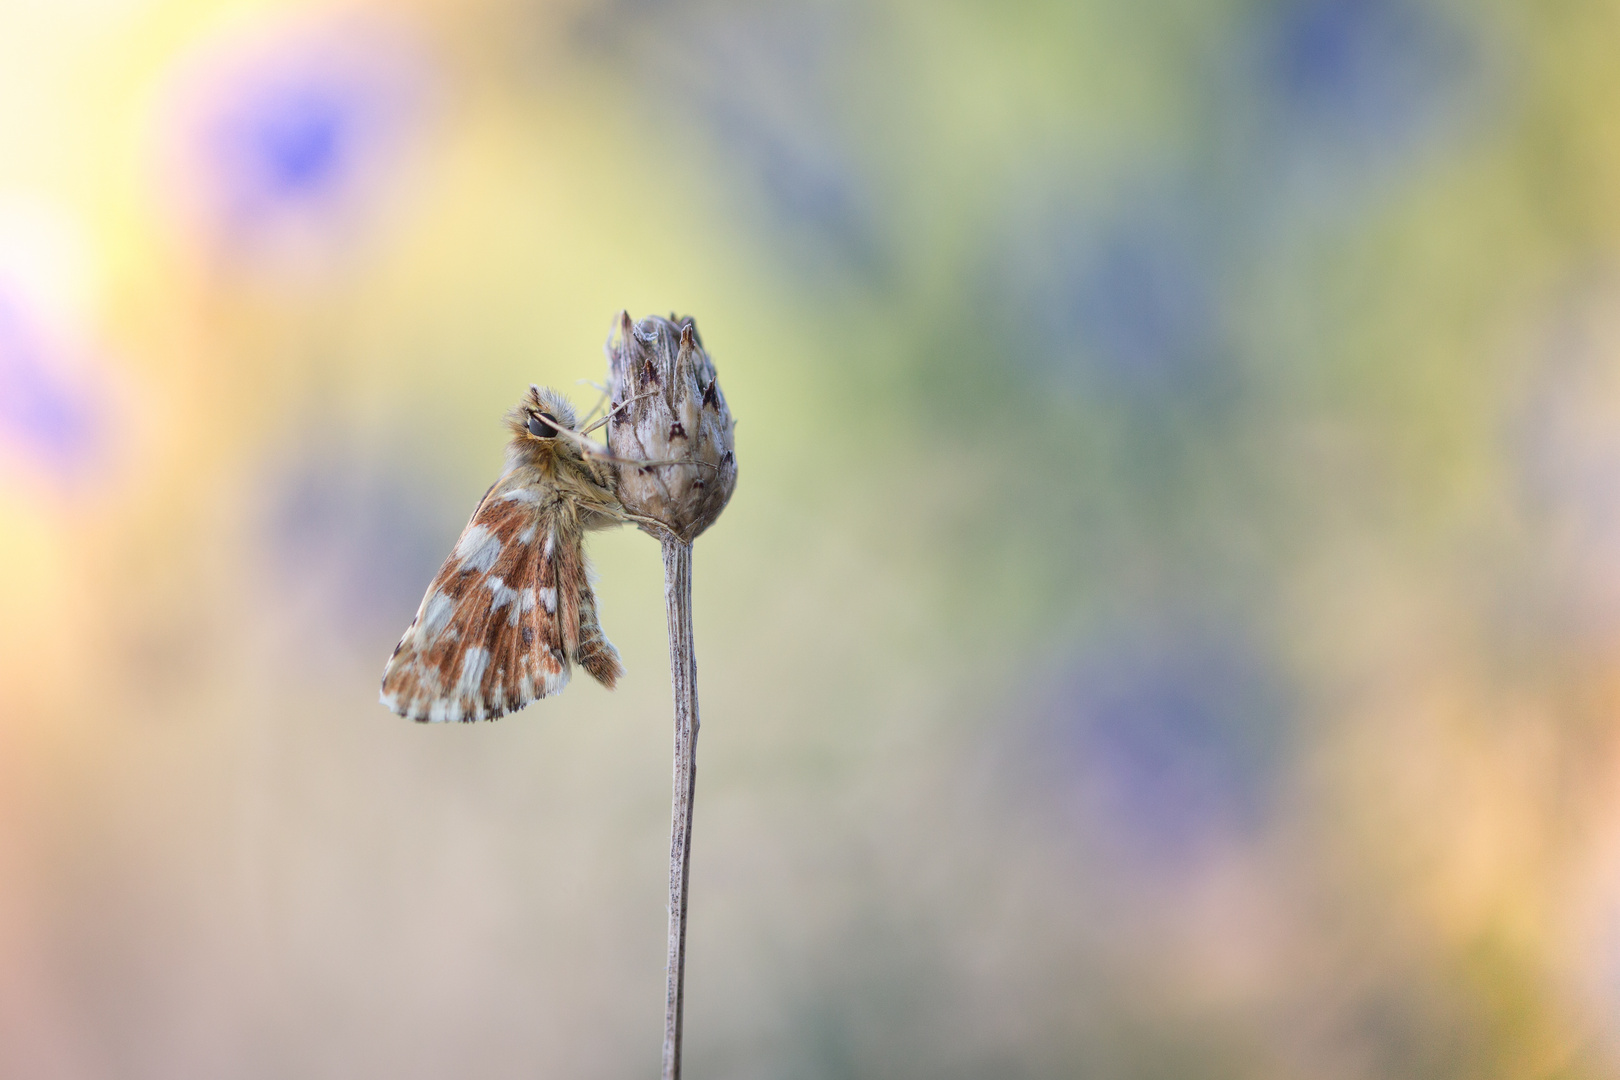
[380,387,624,722]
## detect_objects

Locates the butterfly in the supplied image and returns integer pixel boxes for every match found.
[380,386,626,722]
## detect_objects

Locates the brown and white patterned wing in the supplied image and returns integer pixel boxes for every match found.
[546,523,623,689]
[550,525,622,689]
[380,486,569,722]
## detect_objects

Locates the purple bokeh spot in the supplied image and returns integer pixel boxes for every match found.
[702,94,880,275]
[1257,0,1467,151]
[1061,213,1215,389]
[1003,186,1224,397]
[182,21,427,243]
[1040,628,1290,861]
[588,5,885,279]
[0,295,100,480]
[207,75,367,219]
[1273,0,1378,102]
[237,86,348,198]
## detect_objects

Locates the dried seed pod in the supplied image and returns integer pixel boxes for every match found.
[605,311,737,542]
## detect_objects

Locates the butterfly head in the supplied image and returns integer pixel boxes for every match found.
[506,385,584,462]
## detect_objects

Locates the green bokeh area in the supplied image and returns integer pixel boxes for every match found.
[3,0,1620,1077]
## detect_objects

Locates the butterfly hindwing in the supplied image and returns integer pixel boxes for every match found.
[549,517,624,690]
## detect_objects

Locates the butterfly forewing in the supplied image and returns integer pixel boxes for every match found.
[381,483,569,722]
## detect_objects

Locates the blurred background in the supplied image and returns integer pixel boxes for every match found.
[2,0,1619,1076]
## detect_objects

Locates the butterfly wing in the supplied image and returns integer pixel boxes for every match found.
[549,519,624,689]
[380,482,570,722]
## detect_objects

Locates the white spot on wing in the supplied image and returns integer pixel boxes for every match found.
[486,576,519,611]
[501,487,540,503]
[415,663,444,695]
[538,586,557,613]
[455,525,502,573]
[542,531,554,559]
[457,647,491,697]
[420,591,454,640]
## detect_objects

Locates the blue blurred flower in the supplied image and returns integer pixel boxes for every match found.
[1037,625,1291,862]
[1059,206,1217,390]
[701,90,881,276]
[0,293,102,482]
[1234,0,1476,203]
[176,16,430,250]
[997,182,1227,397]
[586,3,885,279]
[214,80,354,207]
[1264,0,1453,134]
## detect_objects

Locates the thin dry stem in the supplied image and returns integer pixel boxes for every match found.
[661,536,698,1080]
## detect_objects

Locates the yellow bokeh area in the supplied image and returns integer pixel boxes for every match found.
[5,0,1620,1076]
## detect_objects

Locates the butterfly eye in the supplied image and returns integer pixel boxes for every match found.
[528,412,559,439]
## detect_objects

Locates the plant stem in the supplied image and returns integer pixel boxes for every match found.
[661,536,698,1080]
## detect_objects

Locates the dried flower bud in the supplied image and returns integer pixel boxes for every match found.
[605,311,737,543]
